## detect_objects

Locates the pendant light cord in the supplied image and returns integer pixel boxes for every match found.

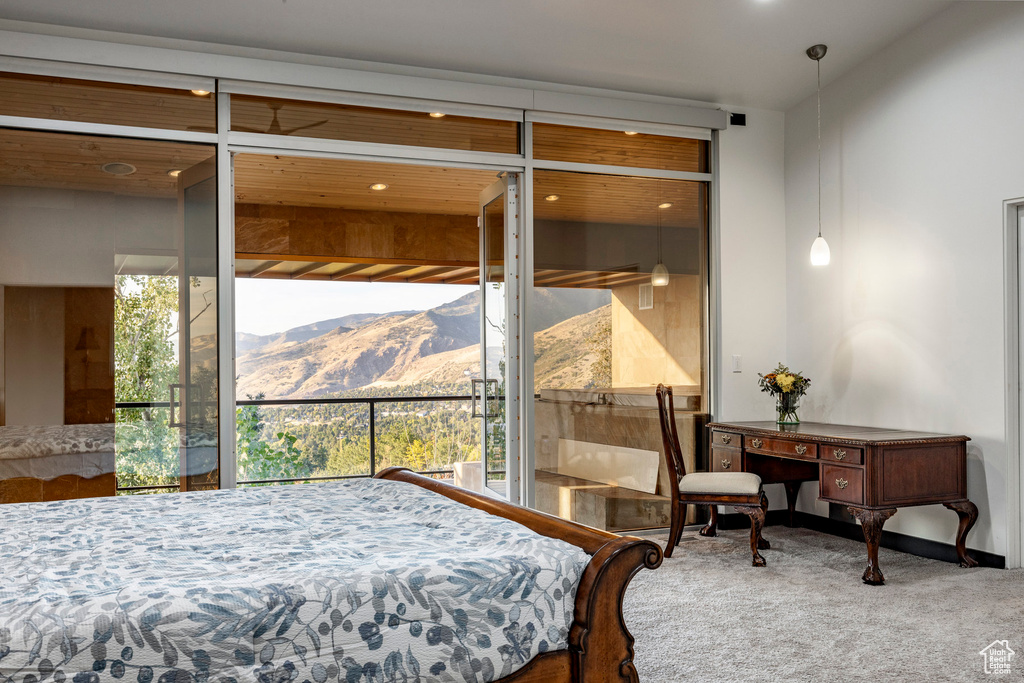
[657,183,663,261]
[816,57,822,239]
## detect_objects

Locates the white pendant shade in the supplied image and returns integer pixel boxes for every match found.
[651,262,670,286]
[810,235,831,266]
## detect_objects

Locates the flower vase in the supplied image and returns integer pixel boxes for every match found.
[776,392,800,425]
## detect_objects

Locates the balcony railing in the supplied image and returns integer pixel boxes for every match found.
[114,394,505,492]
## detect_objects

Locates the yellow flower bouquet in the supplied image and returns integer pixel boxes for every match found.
[757,363,811,424]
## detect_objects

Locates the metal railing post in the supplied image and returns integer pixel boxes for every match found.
[114,394,503,490]
[369,400,376,477]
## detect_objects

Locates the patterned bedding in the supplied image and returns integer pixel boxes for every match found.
[0,479,591,683]
[0,424,115,481]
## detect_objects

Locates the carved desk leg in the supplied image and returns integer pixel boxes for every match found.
[783,481,801,528]
[942,500,979,568]
[848,507,897,585]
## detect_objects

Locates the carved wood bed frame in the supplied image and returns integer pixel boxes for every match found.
[374,467,663,683]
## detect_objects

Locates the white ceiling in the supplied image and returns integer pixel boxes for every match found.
[0,0,958,111]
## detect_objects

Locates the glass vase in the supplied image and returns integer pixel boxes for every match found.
[776,392,800,425]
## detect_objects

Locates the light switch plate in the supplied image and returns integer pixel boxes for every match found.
[731,354,742,373]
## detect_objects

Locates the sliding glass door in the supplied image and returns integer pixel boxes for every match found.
[176,158,220,491]
[476,176,519,502]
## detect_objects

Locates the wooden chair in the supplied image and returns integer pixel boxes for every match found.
[656,384,770,566]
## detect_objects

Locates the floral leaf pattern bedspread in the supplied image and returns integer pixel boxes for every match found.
[0,479,590,683]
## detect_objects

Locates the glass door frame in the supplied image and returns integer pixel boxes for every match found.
[477,175,522,504]
[520,116,718,509]
[222,137,526,496]
[177,157,221,491]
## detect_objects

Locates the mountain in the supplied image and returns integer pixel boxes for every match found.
[235,311,416,353]
[533,305,611,389]
[235,289,610,399]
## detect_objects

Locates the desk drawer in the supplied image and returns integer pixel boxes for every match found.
[711,430,742,448]
[746,436,818,461]
[711,446,742,472]
[820,464,864,505]
[823,445,863,465]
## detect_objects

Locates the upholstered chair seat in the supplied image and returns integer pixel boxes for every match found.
[678,472,762,496]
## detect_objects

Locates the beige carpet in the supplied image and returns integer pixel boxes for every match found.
[623,526,1023,682]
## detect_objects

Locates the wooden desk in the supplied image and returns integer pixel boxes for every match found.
[706,421,978,585]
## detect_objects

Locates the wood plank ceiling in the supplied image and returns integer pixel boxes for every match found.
[1,128,703,289]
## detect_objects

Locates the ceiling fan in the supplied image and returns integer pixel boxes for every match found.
[190,102,329,135]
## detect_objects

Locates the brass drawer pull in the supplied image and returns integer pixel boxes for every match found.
[836,478,849,490]
[720,434,732,444]
[834,449,847,460]
[795,444,807,455]
[750,438,763,449]
[721,459,732,469]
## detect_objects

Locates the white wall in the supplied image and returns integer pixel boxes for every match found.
[0,186,176,287]
[717,106,789,510]
[784,2,1024,557]
[718,107,788,421]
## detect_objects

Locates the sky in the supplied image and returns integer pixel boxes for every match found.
[234,279,476,336]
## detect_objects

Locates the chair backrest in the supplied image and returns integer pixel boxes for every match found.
[655,384,686,498]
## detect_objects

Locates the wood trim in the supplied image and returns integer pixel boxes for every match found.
[707,421,970,447]
[0,472,116,504]
[235,252,476,268]
[372,467,662,682]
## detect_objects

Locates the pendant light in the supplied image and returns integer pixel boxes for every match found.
[652,184,670,286]
[807,44,831,267]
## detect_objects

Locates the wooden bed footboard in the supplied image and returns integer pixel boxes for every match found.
[0,472,116,504]
[374,467,663,683]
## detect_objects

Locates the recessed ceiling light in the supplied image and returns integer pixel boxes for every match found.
[190,89,211,97]
[624,131,639,136]
[658,202,673,209]
[101,162,137,176]
[369,183,389,191]
[429,112,446,118]
[544,194,560,201]
[167,169,182,178]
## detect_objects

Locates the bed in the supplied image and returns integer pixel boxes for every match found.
[0,467,661,683]
[0,424,116,504]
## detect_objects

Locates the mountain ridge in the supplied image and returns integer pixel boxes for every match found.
[235,289,610,399]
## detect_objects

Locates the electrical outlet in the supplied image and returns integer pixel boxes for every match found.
[732,355,742,373]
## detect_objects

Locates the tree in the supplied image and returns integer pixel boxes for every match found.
[114,275,180,490]
[236,393,308,483]
[114,275,179,409]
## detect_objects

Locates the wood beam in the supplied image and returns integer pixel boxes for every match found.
[584,274,653,289]
[331,264,375,280]
[290,262,330,279]
[406,266,458,283]
[369,265,419,282]
[246,260,282,277]
[445,273,482,285]
[559,271,648,288]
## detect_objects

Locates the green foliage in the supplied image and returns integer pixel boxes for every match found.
[236,393,308,482]
[114,275,179,407]
[114,276,181,490]
[114,407,180,489]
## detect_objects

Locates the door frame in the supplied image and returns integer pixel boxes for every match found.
[478,175,522,503]
[224,142,525,493]
[178,156,220,491]
[1003,195,1024,569]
